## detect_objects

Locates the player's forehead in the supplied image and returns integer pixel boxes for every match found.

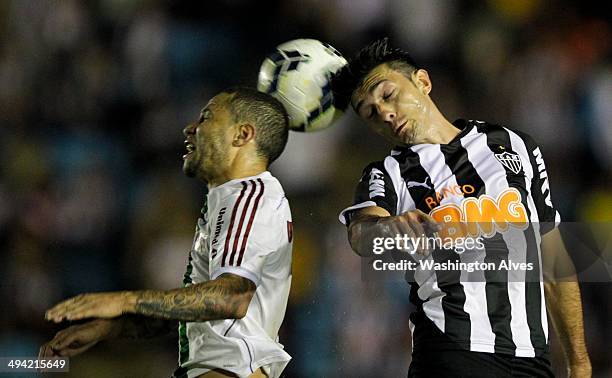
[201,93,232,116]
[351,64,393,110]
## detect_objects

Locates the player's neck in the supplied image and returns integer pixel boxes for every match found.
[430,122,461,144]
[421,109,460,145]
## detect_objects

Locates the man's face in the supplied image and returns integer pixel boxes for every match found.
[351,64,431,145]
[182,93,234,181]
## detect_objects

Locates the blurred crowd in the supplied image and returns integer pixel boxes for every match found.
[0,0,610,377]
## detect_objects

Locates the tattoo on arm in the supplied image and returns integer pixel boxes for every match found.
[133,274,256,322]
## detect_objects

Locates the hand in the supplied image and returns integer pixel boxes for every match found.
[377,209,441,256]
[45,292,137,323]
[38,319,118,358]
[568,359,592,378]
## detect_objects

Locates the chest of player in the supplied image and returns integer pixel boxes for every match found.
[396,143,530,223]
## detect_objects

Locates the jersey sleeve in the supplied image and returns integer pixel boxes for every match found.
[211,182,290,286]
[338,161,398,226]
[519,132,561,234]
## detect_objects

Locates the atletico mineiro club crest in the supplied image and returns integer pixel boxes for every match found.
[495,150,523,174]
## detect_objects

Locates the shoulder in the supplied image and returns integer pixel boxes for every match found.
[362,160,387,173]
[505,128,539,147]
[470,119,508,134]
[472,120,533,140]
[259,173,285,195]
[360,157,398,176]
[254,173,291,222]
[471,120,541,148]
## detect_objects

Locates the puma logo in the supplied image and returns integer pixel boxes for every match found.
[406,177,432,190]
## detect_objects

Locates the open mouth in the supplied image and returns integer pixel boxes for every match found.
[183,140,195,159]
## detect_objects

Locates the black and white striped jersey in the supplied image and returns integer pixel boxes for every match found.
[339,119,560,357]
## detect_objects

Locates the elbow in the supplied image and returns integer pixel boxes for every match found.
[349,243,365,257]
[348,237,359,255]
[347,223,362,255]
[207,302,247,321]
[214,274,256,320]
[232,297,251,319]
[234,307,247,319]
[230,289,255,319]
[348,222,371,257]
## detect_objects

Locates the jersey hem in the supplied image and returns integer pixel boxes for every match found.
[184,354,291,378]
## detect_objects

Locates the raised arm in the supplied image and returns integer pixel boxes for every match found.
[133,273,256,321]
[45,273,256,324]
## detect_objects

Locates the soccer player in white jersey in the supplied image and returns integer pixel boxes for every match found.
[332,39,591,377]
[41,87,294,378]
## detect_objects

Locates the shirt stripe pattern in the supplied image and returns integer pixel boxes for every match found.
[412,143,472,345]
[341,120,557,357]
[222,179,265,267]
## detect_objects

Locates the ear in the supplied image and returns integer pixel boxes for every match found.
[413,69,432,95]
[232,123,256,147]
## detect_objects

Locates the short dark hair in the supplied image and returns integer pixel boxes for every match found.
[221,87,289,164]
[332,38,420,110]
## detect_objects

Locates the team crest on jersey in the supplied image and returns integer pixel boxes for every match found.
[495,151,522,174]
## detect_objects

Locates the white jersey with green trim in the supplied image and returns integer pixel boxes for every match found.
[175,171,293,378]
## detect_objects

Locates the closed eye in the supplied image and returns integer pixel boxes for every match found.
[367,105,376,120]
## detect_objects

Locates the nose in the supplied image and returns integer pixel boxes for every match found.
[377,104,396,123]
[183,123,196,137]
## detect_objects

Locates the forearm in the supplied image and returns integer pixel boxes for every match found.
[126,274,255,322]
[541,228,590,368]
[347,207,440,257]
[348,215,384,256]
[544,281,590,364]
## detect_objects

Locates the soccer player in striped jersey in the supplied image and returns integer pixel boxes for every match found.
[41,88,294,378]
[333,39,591,377]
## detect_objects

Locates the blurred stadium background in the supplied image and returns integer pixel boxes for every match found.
[0,0,610,377]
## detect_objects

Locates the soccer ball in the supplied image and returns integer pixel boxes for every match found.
[257,39,348,132]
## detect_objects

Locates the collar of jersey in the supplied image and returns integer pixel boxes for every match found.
[208,171,272,193]
[391,118,475,154]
